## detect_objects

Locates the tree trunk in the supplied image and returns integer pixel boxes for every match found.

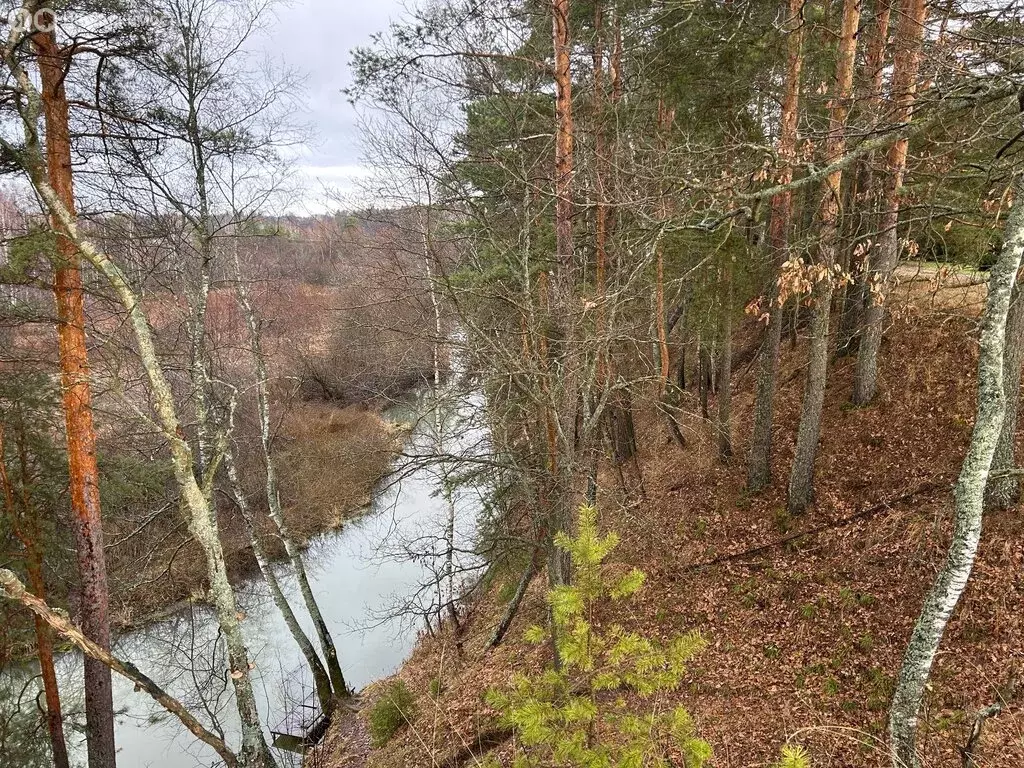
[787,0,861,515]
[889,174,1024,768]
[717,260,734,460]
[854,0,928,405]
[0,426,70,768]
[0,569,240,768]
[698,343,711,420]
[10,71,276,766]
[422,216,461,631]
[32,26,115,768]
[223,443,335,715]
[837,0,893,354]
[747,0,804,492]
[232,248,349,699]
[986,280,1024,510]
[547,0,576,591]
[488,552,539,649]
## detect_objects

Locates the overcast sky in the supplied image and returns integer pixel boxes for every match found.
[252,0,407,212]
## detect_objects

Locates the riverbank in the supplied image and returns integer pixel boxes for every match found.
[106,400,407,631]
[323,278,1024,768]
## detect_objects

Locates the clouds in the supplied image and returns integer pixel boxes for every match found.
[253,0,405,210]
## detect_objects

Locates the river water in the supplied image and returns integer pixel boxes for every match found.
[0,386,487,767]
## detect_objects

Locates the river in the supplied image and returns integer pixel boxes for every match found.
[0,386,487,767]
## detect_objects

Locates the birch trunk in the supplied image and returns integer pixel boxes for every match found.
[32,25,116,767]
[3,44,275,764]
[787,0,861,515]
[223,442,335,715]
[231,248,349,698]
[889,173,1024,768]
[747,0,804,492]
[986,281,1024,510]
[854,0,928,404]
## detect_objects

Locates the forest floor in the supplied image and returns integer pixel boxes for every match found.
[320,271,1024,768]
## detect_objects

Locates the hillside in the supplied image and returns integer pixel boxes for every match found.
[321,275,1024,768]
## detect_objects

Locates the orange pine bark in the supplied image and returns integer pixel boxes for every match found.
[33,23,116,768]
[0,425,70,768]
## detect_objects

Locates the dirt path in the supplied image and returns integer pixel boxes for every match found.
[313,699,371,768]
[894,260,987,286]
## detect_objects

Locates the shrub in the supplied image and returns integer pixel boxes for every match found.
[482,505,811,768]
[484,504,712,768]
[368,680,417,747]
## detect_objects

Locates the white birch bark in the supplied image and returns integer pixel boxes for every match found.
[230,244,349,698]
[422,214,459,629]
[0,38,276,766]
[223,438,335,715]
[889,174,1024,768]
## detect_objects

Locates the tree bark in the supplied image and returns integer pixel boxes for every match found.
[0,425,70,768]
[547,0,576,590]
[787,0,862,515]
[4,45,276,764]
[232,247,350,699]
[488,552,538,649]
[747,0,804,492]
[854,0,928,405]
[717,259,734,460]
[837,0,893,352]
[889,172,1024,768]
[31,22,115,768]
[986,280,1024,510]
[422,215,461,630]
[223,442,335,716]
[0,569,239,768]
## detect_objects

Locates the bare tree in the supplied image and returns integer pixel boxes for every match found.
[0,9,278,764]
[231,241,350,699]
[889,151,1024,768]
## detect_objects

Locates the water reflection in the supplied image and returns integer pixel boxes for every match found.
[1,385,486,767]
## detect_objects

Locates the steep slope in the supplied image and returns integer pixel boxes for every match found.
[324,275,1023,768]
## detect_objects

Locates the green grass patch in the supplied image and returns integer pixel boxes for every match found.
[368,680,417,747]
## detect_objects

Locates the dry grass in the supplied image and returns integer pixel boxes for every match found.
[277,402,398,541]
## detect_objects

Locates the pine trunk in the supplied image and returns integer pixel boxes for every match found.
[548,0,576,590]
[33,28,116,768]
[787,0,861,515]
[747,0,804,492]
[838,0,893,353]
[854,0,928,404]
[0,426,70,768]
